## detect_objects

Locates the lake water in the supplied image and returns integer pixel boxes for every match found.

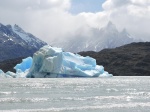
[0,77,150,112]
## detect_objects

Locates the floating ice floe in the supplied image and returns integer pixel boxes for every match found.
[0,45,113,78]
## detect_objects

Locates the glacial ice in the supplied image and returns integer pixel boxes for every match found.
[0,70,5,78]
[0,57,32,78]
[26,45,113,78]
[0,45,113,78]
[14,57,32,72]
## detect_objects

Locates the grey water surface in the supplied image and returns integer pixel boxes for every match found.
[0,77,150,112]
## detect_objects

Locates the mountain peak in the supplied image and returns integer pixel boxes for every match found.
[106,21,117,30]
[13,24,24,33]
[0,23,4,28]
[101,21,118,34]
[14,24,20,28]
[6,24,12,29]
[107,21,113,26]
[121,28,129,34]
[121,28,131,37]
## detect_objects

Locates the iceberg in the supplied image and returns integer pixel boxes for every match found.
[14,57,32,72]
[0,45,113,78]
[27,45,113,78]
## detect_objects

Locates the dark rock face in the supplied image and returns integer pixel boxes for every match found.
[79,42,150,76]
[0,57,23,73]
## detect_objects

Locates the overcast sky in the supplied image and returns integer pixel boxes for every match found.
[0,0,150,42]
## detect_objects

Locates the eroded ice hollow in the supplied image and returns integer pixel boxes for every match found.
[0,45,113,78]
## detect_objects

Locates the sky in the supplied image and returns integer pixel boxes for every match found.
[0,0,150,42]
[70,0,105,14]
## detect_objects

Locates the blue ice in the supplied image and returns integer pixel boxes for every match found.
[0,45,113,78]
[14,57,32,72]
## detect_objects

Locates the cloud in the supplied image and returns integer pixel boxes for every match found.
[102,0,131,10]
[100,0,150,40]
[0,0,73,41]
[0,0,150,43]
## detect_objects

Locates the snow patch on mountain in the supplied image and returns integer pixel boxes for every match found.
[12,24,46,48]
[12,25,32,42]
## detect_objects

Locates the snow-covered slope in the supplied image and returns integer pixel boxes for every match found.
[12,24,46,48]
[0,23,47,61]
[51,22,139,53]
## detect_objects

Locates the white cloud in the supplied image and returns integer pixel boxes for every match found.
[100,0,150,40]
[0,0,150,43]
[102,0,130,10]
[0,0,73,41]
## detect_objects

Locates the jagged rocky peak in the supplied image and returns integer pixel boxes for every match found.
[13,24,25,33]
[106,21,117,30]
[0,23,6,29]
[100,21,118,33]
[6,24,12,29]
[0,23,12,30]
[0,23,13,36]
[121,28,130,36]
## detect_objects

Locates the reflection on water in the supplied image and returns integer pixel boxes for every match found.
[0,77,150,112]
